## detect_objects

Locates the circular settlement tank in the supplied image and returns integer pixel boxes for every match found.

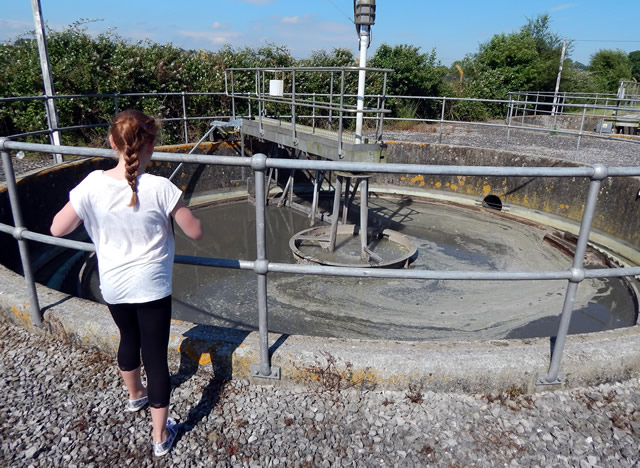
[79,195,637,342]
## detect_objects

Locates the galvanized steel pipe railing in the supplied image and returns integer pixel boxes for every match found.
[3,139,640,384]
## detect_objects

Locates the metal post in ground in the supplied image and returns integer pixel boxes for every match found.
[250,153,280,380]
[181,92,188,144]
[576,106,587,153]
[538,164,607,385]
[507,97,514,143]
[439,97,446,144]
[0,140,42,327]
[338,71,345,158]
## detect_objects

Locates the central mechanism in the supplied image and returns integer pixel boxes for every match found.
[225,0,414,268]
[290,171,417,267]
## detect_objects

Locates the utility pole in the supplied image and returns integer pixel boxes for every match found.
[551,38,567,117]
[31,0,62,163]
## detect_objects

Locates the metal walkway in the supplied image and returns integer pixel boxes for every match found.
[241,116,386,163]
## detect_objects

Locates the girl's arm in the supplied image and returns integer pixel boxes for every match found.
[50,201,83,237]
[171,199,203,240]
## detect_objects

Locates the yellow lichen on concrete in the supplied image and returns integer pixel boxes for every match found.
[410,175,424,185]
[11,305,30,327]
[482,184,491,196]
[450,184,458,191]
[435,182,442,188]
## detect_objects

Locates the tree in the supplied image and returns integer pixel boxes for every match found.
[629,50,640,81]
[369,44,448,118]
[589,49,632,93]
[457,13,571,115]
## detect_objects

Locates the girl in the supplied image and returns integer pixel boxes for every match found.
[51,109,203,457]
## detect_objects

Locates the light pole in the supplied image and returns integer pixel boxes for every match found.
[31,0,62,163]
[551,38,567,117]
[354,0,376,144]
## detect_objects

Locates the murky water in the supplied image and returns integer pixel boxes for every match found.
[170,198,637,341]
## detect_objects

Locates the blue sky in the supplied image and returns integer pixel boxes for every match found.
[1,0,638,67]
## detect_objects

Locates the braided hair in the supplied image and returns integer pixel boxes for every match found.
[109,110,160,206]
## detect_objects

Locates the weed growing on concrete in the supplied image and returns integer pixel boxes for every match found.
[485,385,533,410]
[294,351,377,399]
[405,382,424,404]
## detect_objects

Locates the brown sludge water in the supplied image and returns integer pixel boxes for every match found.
[169,197,637,341]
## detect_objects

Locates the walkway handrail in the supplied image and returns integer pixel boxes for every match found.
[3,90,639,158]
[1,139,639,385]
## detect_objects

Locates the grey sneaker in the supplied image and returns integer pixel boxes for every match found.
[126,396,149,412]
[153,418,177,457]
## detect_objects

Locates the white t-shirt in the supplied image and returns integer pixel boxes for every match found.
[70,170,183,304]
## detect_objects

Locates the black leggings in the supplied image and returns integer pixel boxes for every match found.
[107,295,172,408]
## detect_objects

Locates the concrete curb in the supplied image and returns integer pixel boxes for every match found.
[2,263,640,393]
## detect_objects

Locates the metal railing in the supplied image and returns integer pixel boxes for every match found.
[3,89,639,166]
[2,137,640,385]
[224,66,393,148]
[0,91,230,144]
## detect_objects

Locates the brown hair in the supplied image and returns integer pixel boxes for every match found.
[109,110,160,206]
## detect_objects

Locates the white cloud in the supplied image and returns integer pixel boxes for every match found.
[280,14,315,25]
[0,19,35,41]
[281,16,302,24]
[550,3,578,12]
[178,29,242,46]
[210,21,229,30]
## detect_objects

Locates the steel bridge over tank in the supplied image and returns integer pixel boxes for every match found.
[223,66,395,263]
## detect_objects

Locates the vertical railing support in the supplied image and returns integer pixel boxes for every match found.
[291,69,297,144]
[507,97,514,143]
[329,72,334,126]
[181,92,188,144]
[438,97,446,144]
[376,72,388,142]
[312,93,316,133]
[230,71,236,120]
[337,71,345,158]
[250,153,280,380]
[576,105,587,152]
[0,139,42,327]
[538,164,607,385]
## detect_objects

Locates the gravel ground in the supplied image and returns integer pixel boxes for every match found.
[380,123,639,167]
[1,320,639,467]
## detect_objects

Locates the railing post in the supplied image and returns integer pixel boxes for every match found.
[312,92,316,133]
[0,139,42,327]
[377,72,388,143]
[507,96,514,143]
[439,97,446,144]
[538,164,607,385]
[337,71,345,158]
[181,91,188,144]
[576,105,587,152]
[329,72,334,125]
[230,70,236,120]
[291,69,297,144]
[250,153,280,380]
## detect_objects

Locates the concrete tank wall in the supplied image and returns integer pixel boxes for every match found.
[2,139,640,392]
